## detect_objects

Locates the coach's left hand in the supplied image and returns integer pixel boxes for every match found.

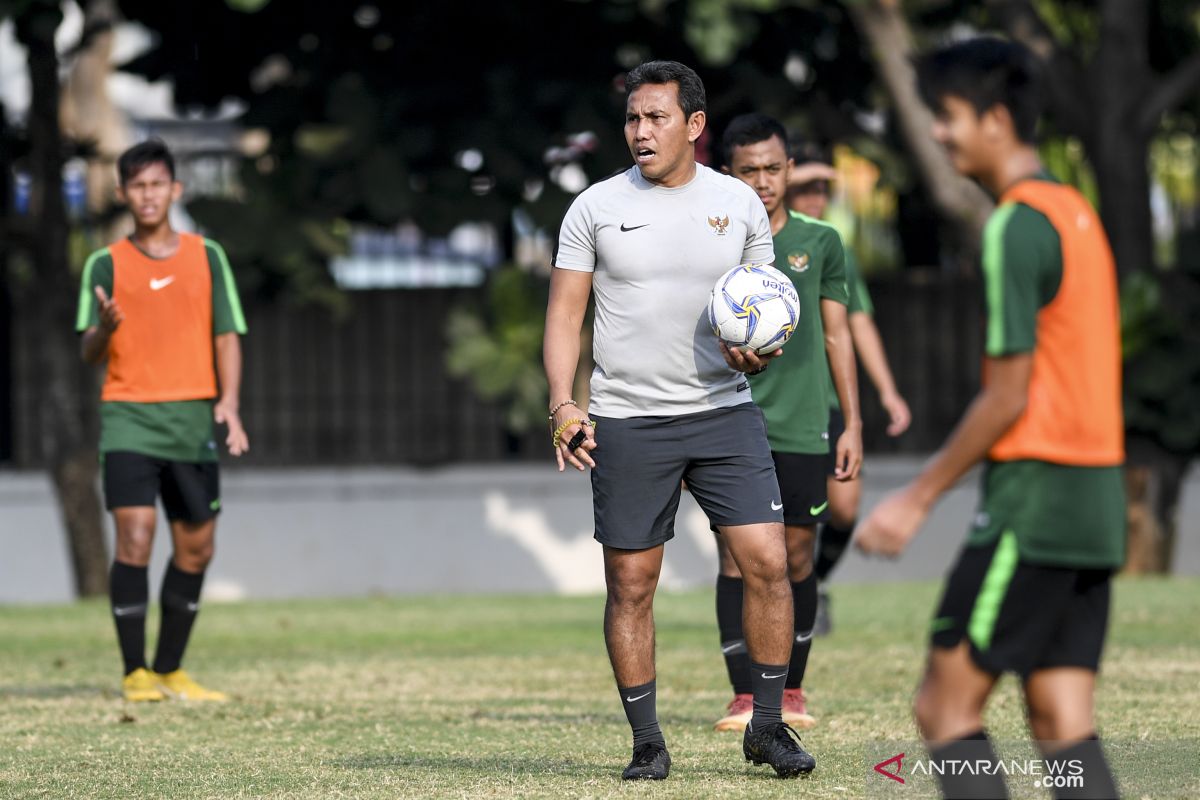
[854,486,928,558]
[718,341,782,374]
[214,399,250,457]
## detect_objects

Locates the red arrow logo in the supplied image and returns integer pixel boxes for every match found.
[874,752,905,784]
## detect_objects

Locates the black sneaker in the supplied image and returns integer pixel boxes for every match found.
[743,721,816,777]
[814,587,832,637]
[622,741,671,780]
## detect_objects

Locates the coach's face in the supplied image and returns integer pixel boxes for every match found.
[625,82,705,187]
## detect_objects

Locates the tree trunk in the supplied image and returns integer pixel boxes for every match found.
[22,3,110,597]
[843,0,993,258]
[1123,440,1190,574]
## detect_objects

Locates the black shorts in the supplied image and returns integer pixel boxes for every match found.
[931,536,1112,678]
[102,451,221,523]
[591,404,783,550]
[825,407,845,477]
[772,451,831,526]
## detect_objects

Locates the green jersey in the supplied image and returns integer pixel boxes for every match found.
[966,174,1125,568]
[749,211,848,453]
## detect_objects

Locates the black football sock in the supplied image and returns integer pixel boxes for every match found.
[749,660,787,728]
[151,562,205,674]
[619,679,665,747]
[1044,735,1119,800]
[716,575,751,694]
[785,574,818,689]
[110,561,149,675]
[815,522,854,582]
[929,730,1009,799]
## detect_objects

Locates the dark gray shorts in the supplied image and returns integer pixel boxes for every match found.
[590,404,783,550]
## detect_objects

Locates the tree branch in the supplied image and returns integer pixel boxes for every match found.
[1138,53,1200,135]
[845,0,992,245]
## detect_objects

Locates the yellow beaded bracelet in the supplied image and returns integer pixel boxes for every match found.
[551,417,596,449]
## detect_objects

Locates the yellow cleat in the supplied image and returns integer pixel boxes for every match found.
[155,669,229,702]
[122,667,166,702]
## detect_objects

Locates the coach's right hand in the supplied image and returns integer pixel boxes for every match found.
[552,406,597,473]
[95,286,124,332]
[718,341,782,375]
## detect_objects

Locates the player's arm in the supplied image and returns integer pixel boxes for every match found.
[848,311,911,436]
[79,252,119,364]
[214,332,248,456]
[855,203,1051,556]
[821,297,861,480]
[544,267,596,472]
[80,286,122,364]
[854,354,1030,557]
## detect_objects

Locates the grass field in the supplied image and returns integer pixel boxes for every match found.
[1,578,1198,799]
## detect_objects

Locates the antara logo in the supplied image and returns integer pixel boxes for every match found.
[874,753,906,784]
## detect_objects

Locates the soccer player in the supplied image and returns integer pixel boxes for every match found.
[856,38,1124,800]
[77,139,248,703]
[544,62,815,780]
[711,114,863,734]
[786,149,912,636]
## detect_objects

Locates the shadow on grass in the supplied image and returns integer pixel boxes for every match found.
[330,752,607,779]
[0,683,109,700]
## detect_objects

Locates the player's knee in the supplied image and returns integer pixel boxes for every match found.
[1026,701,1093,742]
[115,527,154,565]
[786,548,814,581]
[607,571,657,610]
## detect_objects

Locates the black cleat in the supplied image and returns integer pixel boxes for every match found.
[622,741,671,780]
[743,721,816,777]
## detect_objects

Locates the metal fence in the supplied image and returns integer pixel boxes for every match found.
[2,272,983,468]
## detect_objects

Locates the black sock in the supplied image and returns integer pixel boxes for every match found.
[786,574,818,689]
[1044,735,1119,800]
[110,561,148,675]
[749,660,787,728]
[619,679,665,748]
[716,575,752,694]
[815,522,854,582]
[151,562,205,674]
[929,730,1009,799]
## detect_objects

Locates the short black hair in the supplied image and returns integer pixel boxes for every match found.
[117,138,176,185]
[721,113,788,166]
[625,60,706,120]
[916,36,1042,143]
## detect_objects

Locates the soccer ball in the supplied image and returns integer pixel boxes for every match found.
[708,263,800,355]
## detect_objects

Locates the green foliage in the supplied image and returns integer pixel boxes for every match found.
[1122,267,1200,455]
[445,267,549,435]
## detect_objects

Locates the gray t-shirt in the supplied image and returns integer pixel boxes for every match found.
[554,164,775,418]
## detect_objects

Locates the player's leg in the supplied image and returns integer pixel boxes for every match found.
[102,451,164,702]
[773,451,829,729]
[591,414,684,780]
[712,534,754,731]
[1023,570,1119,799]
[814,407,854,635]
[152,461,226,701]
[686,405,813,776]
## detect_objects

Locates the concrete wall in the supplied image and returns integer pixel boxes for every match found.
[2,457,1198,604]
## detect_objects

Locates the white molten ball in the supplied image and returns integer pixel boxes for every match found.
[708,263,800,355]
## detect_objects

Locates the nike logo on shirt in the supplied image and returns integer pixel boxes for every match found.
[149,276,176,290]
[619,223,649,232]
[625,691,652,703]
